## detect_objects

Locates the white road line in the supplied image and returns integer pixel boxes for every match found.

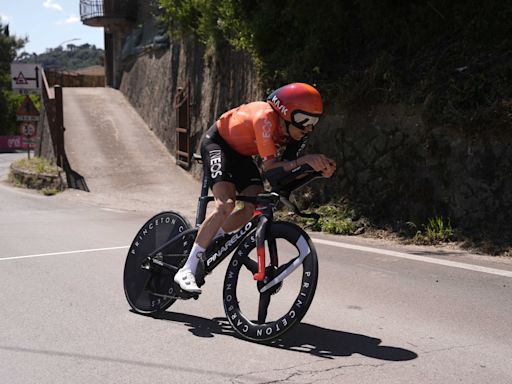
[312,238,512,278]
[1,246,129,261]
[3,239,512,278]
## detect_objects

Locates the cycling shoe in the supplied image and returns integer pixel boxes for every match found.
[174,268,202,294]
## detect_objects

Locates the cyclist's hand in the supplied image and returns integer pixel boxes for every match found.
[300,154,336,177]
[322,158,336,177]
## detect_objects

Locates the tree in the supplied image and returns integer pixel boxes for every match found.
[0,22,27,135]
[16,43,104,71]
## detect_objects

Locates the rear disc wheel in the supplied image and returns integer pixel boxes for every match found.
[123,211,193,314]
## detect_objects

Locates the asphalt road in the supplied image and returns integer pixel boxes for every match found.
[1,88,512,383]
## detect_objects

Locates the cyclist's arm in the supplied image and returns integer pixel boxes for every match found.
[261,135,310,172]
[262,154,336,175]
[262,157,298,172]
[252,113,335,176]
[281,135,309,161]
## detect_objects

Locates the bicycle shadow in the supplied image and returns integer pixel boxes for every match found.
[149,311,417,361]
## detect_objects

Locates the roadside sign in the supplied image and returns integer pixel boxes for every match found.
[22,137,36,147]
[0,135,35,150]
[10,63,42,94]
[20,122,37,138]
[15,95,39,155]
[16,95,40,121]
[16,115,39,122]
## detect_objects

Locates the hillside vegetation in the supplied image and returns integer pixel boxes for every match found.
[159,0,512,128]
[16,43,104,71]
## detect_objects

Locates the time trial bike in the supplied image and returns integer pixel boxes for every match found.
[123,158,324,342]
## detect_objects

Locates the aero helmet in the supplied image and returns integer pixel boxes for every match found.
[267,83,323,130]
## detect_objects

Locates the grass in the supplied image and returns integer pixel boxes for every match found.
[276,202,458,248]
[412,216,455,245]
[40,187,60,196]
[12,157,60,175]
[275,203,364,235]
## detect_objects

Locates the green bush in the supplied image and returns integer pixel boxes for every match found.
[276,203,363,235]
[1,22,27,134]
[0,90,25,135]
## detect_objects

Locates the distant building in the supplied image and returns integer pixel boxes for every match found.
[80,0,140,88]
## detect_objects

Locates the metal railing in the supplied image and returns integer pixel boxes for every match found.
[80,0,136,22]
[40,69,89,191]
[175,81,191,169]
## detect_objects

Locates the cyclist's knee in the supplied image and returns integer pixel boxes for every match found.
[240,203,256,221]
[212,181,237,219]
[215,198,236,219]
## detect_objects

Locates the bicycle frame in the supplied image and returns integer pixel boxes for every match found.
[147,161,320,284]
[147,177,279,281]
[125,159,324,339]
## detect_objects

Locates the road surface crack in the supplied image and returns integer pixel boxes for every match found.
[231,360,390,384]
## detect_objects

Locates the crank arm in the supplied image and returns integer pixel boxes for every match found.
[150,259,179,271]
[149,292,179,300]
[149,291,198,301]
[146,255,185,271]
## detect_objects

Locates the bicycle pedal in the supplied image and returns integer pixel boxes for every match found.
[178,289,201,300]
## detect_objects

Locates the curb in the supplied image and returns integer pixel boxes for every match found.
[9,163,67,192]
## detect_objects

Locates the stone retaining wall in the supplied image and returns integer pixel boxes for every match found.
[120,36,261,178]
[309,105,511,232]
[118,36,511,233]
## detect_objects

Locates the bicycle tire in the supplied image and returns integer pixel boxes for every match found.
[223,221,318,342]
[123,211,192,314]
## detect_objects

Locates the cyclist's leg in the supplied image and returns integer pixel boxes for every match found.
[222,184,264,233]
[221,155,264,233]
[175,130,238,293]
[195,181,237,248]
[175,182,236,292]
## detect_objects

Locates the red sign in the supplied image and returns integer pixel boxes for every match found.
[16,95,39,118]
[0,135,35,150]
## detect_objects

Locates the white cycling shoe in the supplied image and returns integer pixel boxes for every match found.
[174,268,202,294]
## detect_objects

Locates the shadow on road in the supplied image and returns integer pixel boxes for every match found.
[150,311,417,361]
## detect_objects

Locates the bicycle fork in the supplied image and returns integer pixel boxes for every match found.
[253,206,277,282]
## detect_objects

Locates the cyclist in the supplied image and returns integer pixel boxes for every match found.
[174,82,336,293]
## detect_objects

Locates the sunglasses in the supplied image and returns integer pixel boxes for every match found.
[291,110,320,130]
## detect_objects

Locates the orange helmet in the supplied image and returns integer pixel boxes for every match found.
[267,83,323,129]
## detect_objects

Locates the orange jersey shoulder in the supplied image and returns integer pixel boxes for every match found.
[217,101,285,157]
